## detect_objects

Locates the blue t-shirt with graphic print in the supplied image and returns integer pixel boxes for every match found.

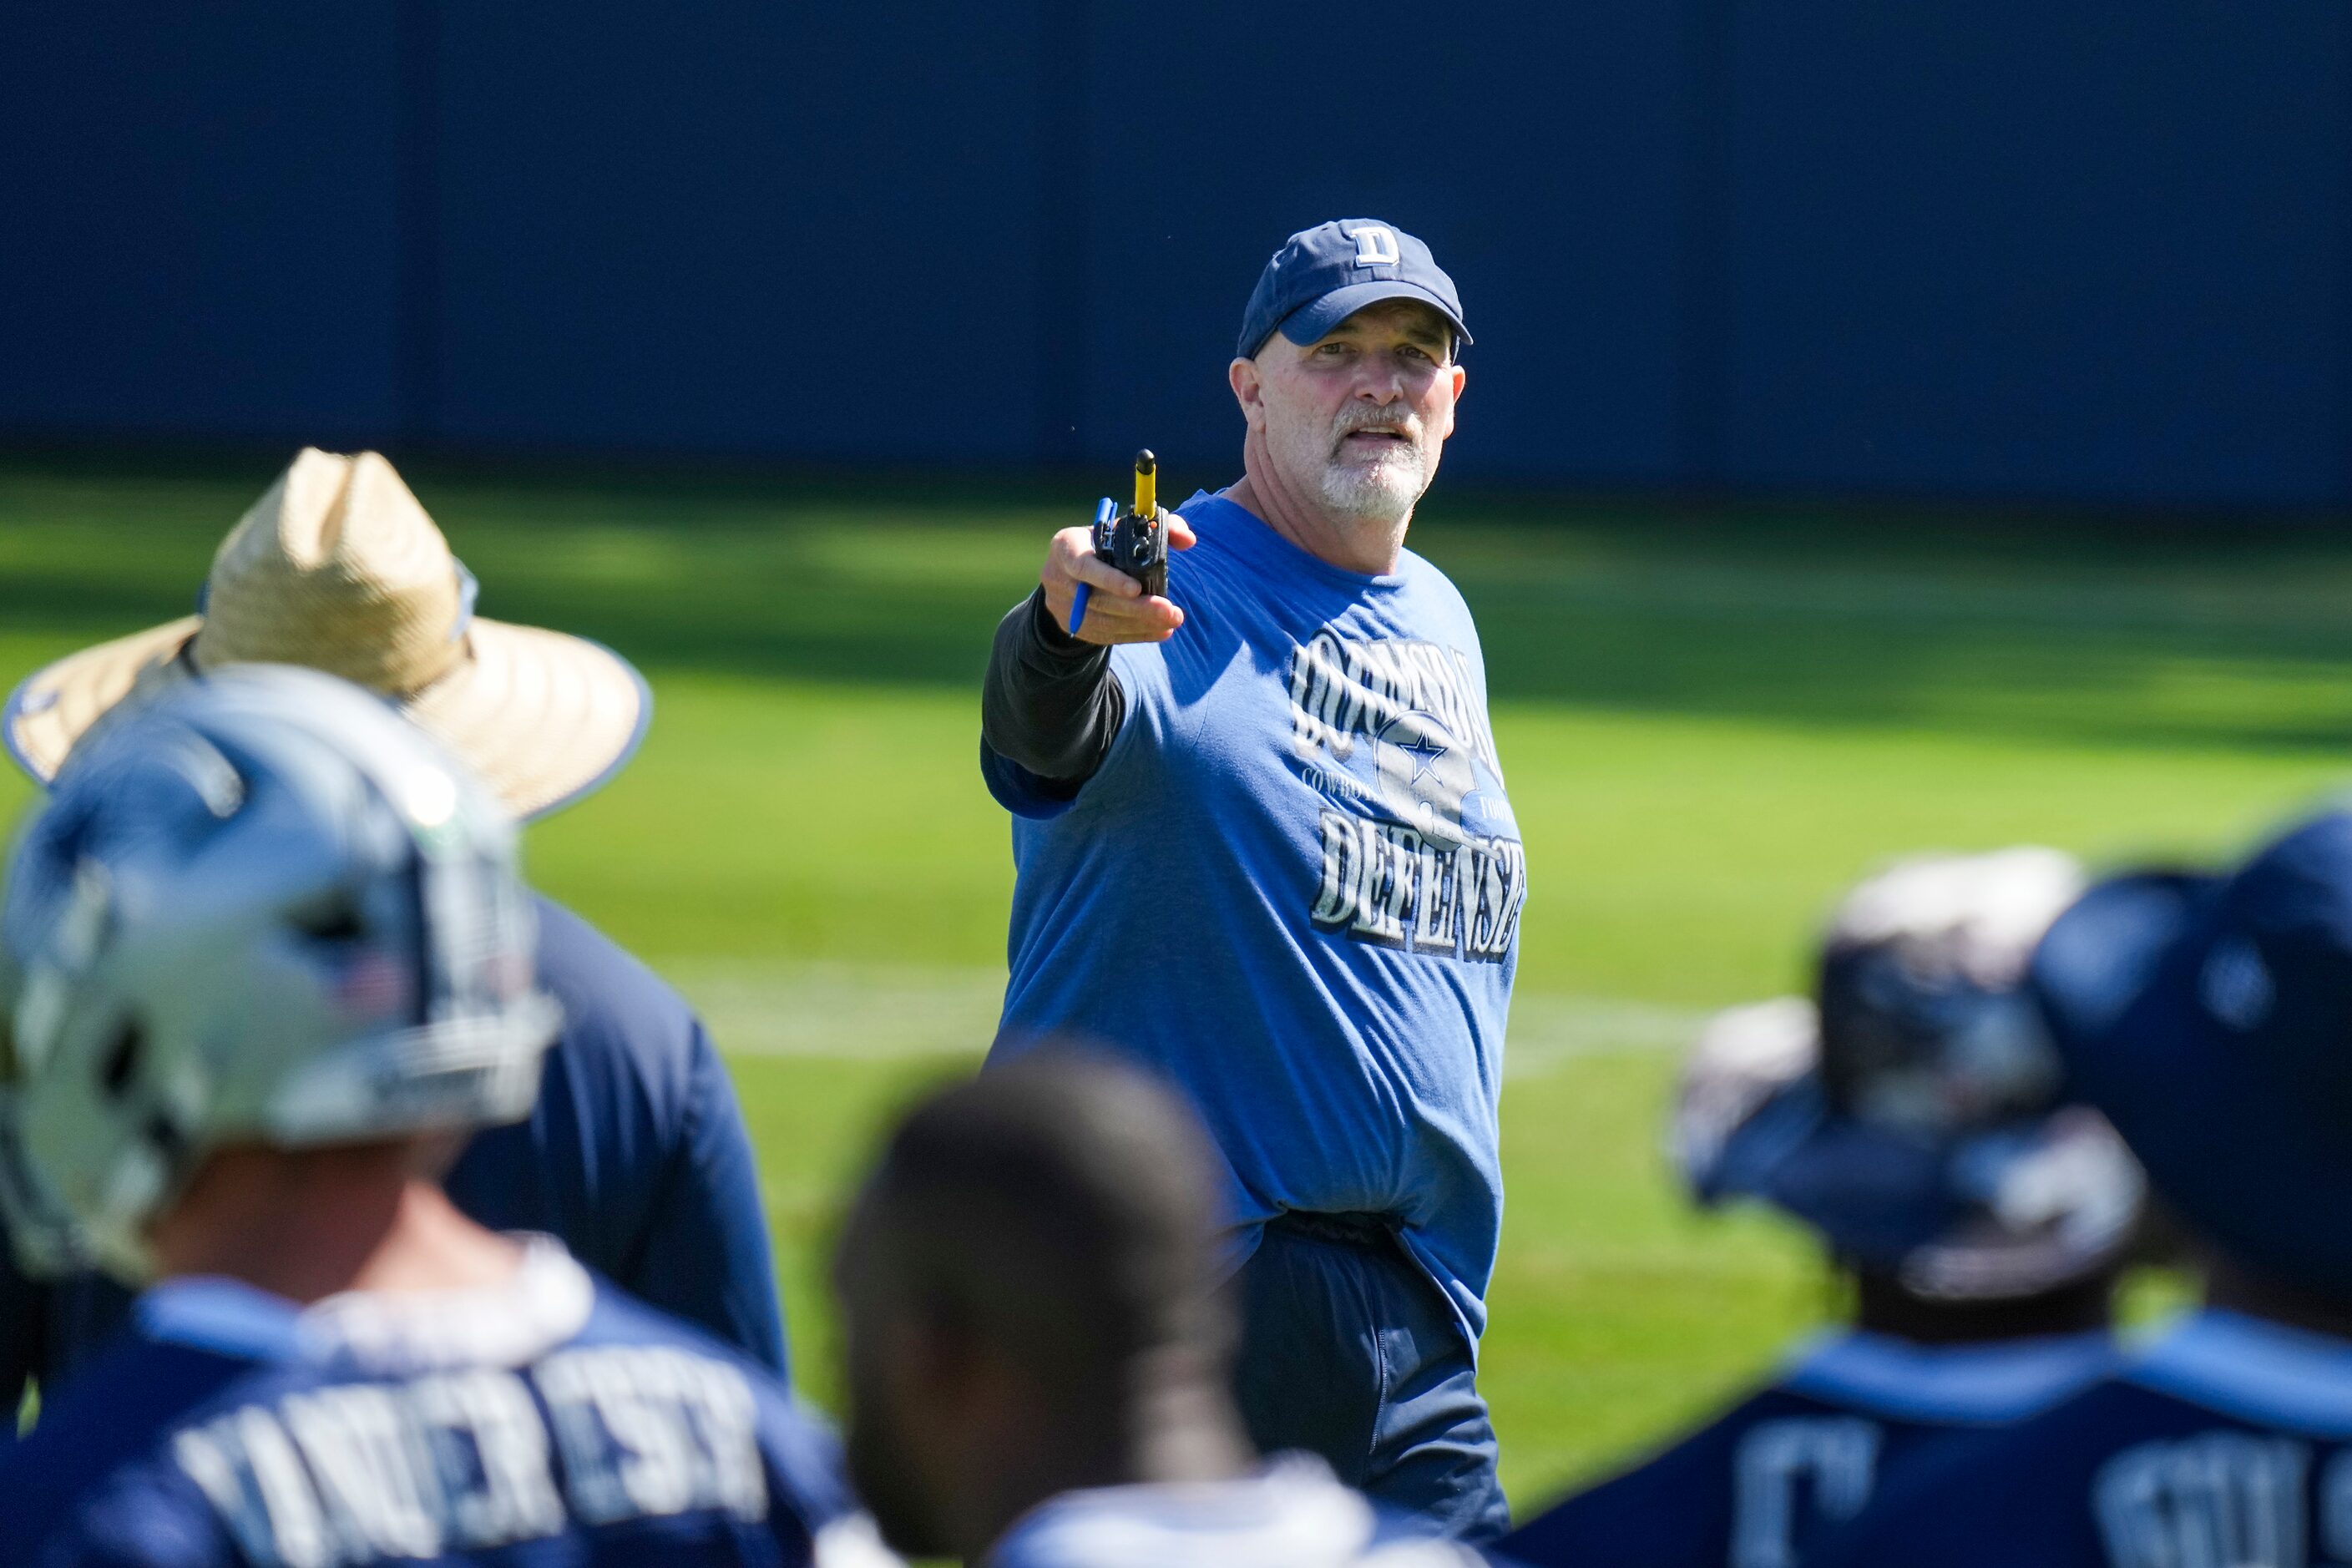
[983,490,1524,1344]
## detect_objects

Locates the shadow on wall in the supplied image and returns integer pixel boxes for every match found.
[0,3,2344,508]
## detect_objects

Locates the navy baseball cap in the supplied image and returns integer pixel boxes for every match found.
[1237,219,1471,360]
[2031,808,2352,1298]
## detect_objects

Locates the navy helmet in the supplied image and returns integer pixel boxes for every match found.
[2031,807,2352,1299]
[1237,220,1470,361]
[1677,848,2144,1301]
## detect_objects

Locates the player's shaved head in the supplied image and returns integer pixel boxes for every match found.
[833,1051,1248,1558]
[847,1051,1227,1363]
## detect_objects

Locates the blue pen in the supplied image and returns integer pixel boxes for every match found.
[1066,496,1117,635]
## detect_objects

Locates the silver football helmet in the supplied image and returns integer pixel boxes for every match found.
[0,665,559,1282]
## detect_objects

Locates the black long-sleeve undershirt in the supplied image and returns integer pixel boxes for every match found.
[980,586,1127,795]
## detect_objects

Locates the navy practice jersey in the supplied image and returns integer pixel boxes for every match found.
[0,894,787,1410]
[0,1239,875,1567]
[988,1454,1491,1568]
[1808,1311,2352,1568]
[985,491,1524,1347]
[1500,1328,2119,1568]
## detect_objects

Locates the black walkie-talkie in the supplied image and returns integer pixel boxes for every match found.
[1092,449,1167,598]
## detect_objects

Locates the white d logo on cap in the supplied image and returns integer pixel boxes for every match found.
[1348,225,1400,267]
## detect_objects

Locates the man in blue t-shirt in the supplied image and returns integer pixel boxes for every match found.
[1807,808,2352,1568]
[0,670,872,1565]
[979,220,1520,1538]
[2,448,787,1403]
[1500,849,2143,1568]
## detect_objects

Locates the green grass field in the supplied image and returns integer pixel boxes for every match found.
[4,458,2347,1505]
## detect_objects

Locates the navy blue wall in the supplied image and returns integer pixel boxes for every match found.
[430,3,1047,462]
[1721,3,2352,508]
[0,4,406,443]
[1072,2,1697,488]
[1,2,2344,508]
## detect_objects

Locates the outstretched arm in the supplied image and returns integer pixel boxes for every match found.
[981,589,1125,790]
[979,513,1194,792]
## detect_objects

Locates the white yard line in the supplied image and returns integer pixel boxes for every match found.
[665,959,1002,1060]
[665,959,1709,1078]
[1501,994,1712,1079]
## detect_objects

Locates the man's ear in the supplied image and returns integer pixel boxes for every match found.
[1439,363,1465,441]
[1229,357,1267,432]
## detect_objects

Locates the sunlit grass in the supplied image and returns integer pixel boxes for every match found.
[3,458,2344,1505]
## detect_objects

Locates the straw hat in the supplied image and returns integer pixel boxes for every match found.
[3,448,649,820]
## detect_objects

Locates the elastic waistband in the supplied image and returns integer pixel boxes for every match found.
[1266,1210,1399,1248]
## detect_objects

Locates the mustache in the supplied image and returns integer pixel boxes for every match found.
[1328,407,1424,450]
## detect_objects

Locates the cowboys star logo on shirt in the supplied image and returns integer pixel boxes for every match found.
[1373,711,1474,849]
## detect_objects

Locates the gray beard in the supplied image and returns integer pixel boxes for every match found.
[1317,448,1428,526]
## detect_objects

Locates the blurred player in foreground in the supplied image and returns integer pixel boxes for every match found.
[1811,807,2352,1568]
[0,668,878,1565]
[1,448,786,1399]
[981,219,1519,1536]
[832,1052,1494,1567]
[1501,847,2144,1568]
